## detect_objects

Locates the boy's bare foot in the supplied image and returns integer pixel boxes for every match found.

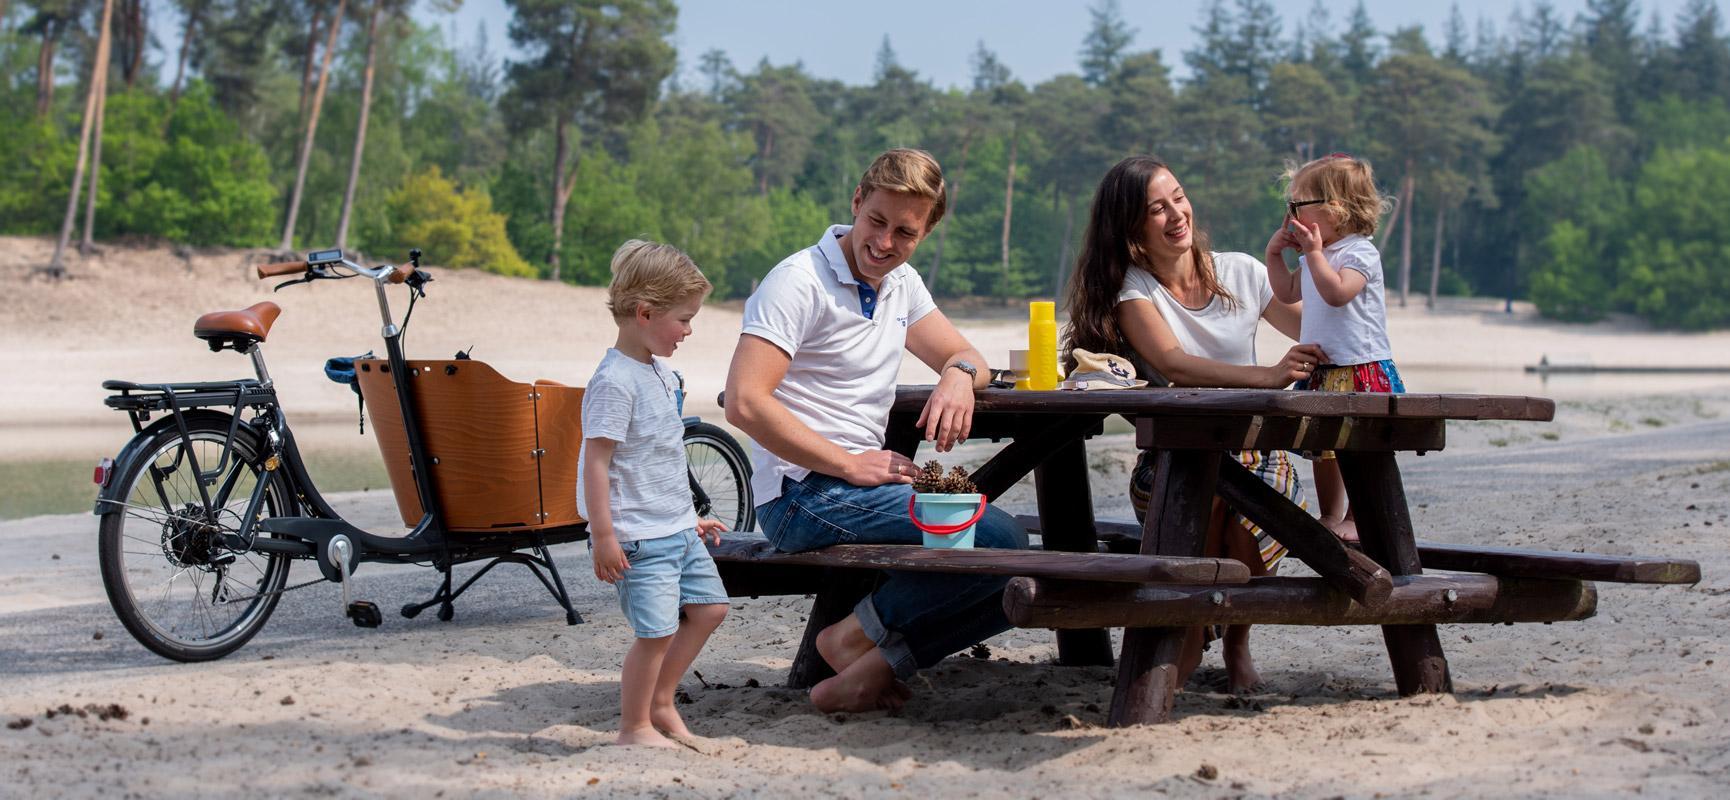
[810,654,906,713]
[815,616,874,674]
[649,702,693,739]
[615,726,680,748]
[1223,626,1263,694]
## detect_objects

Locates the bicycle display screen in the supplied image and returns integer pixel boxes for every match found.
[307,249,344,266]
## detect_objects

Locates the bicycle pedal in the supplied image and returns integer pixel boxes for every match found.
[346,601,382,628]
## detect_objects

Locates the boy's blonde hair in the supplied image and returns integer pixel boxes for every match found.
[1285,154,1392,237]
[605,239,712,320]
[858,148,948,230]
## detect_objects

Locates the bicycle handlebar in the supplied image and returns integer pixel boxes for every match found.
[256,261,307,279]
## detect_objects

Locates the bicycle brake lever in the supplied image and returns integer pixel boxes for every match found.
[272,274,317,292]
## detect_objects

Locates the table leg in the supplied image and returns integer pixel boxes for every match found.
[1034,437,1114,666]
[1337,450,1454,695]
[1108,448,1222,726]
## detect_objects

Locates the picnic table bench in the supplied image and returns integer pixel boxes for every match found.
[709,386,1701,725]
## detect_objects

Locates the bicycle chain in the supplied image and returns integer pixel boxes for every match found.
[218,574,330,606]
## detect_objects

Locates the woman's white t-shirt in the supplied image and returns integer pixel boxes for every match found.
[1115,251,1274,373]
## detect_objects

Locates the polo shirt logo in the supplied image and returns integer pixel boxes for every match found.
[897,315,909,327]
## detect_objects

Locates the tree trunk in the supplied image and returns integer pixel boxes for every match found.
[35,22,58,117]
[999,122,1019,299]
[164,3,197,131]
[335,3,382,251]
[120,0,143,88]
[548,116,581,282]
[757,124,774,195]
[1051,192,1065,297]
[1398,166,1414,308]
[925,129,972,289]
[299,7,325,126]
[1427,204,1445,310]
[43,0,116,279]
[80,64,110,255]
[279,0,347,252]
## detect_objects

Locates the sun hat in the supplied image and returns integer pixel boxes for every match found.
[1060,348,1148,390]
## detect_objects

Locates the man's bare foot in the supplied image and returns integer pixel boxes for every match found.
[616,726,680,748]
[810,653,904,713]
[815,616,874,674]
[649,702,693,739]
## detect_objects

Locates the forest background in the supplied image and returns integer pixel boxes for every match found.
[4,0,1730,330]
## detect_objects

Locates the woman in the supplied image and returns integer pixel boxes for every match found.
[1062,155,1327,693]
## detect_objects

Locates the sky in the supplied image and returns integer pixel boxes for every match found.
[425,0,1670,89]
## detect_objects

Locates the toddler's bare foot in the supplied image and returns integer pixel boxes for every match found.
[615,725,680,748]
[1324,516,1359,544]
[649,702,693,739]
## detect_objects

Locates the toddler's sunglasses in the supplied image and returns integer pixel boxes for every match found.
[1288,198,1326,218]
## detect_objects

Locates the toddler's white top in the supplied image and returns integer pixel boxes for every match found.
[1297,233,1393,366]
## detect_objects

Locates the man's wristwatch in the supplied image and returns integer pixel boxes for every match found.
[945,360,979,381]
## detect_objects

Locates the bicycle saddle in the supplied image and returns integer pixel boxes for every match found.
[194,301,282,352]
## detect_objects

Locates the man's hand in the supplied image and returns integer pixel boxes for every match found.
[696,518,727,546]
[841,449,918,487]
[916,369,975,451]
[591,535,630,584]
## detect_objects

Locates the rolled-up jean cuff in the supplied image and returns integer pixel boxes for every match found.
[855,595,919,680]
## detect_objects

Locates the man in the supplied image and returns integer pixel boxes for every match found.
[725,148,1028,713]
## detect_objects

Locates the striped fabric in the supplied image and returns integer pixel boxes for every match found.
[1296,358,1406,394]
[1129,449,1304,571]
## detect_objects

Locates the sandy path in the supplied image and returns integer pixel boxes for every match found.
[3,413,1726,798]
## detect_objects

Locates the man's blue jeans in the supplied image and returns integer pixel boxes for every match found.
[758,473,1029,679]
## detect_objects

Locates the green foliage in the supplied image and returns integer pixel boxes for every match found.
[1616,143,1730,330]
[383,166,534,276]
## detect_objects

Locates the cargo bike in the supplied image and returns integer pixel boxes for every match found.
[93,249,753,662]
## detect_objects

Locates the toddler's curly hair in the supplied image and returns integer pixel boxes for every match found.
[1283,154,1393,237]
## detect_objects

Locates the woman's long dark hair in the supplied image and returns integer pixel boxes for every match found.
[1061,156,1230,370]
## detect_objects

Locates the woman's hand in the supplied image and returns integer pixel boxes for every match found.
[591,535,630,584]
[696,518,727,546]
[1267,343,1329,387]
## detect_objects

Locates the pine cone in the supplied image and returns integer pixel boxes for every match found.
[940,466,977,494]
[913,460,946,493]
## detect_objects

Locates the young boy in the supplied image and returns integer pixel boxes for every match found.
[578,239,728,748]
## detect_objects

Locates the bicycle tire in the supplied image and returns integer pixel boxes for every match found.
[98,414,293,662]
[683,421,755,533]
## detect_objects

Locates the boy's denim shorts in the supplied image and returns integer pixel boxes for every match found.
[609,528,728,639]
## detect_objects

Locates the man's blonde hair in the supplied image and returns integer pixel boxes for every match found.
[858,148,948,230]
[1284,154,1392,237]
[605,239,712,320]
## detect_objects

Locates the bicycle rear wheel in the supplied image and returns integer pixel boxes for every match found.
[98,414,293,661]
[684,421,754,532]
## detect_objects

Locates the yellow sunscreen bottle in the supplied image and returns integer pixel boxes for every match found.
[1028,301,1059,390]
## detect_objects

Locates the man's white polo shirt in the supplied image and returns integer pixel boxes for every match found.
[739,224,937,506]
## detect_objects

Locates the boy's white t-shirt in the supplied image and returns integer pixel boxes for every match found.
[1297,233,1393,366]
[577,348,697,542]
[1116,251,1274,372]
[739,224,938,506]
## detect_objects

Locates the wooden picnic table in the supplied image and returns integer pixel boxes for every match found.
[711,385,1700,726]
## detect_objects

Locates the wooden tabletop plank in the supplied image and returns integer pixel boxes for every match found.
[891,386,1555,421]
[708,539,1251,585]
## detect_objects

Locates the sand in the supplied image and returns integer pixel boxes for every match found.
[3,237,1729,797]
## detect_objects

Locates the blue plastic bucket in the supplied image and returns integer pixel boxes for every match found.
[909,493,987,549]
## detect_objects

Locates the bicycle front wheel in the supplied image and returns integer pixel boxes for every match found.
[98,414,293,661]
[684,421,754,532]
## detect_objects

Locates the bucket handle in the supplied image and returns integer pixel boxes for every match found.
[907,494,989,536]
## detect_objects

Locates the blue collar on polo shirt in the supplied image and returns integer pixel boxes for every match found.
[816,223,896,321]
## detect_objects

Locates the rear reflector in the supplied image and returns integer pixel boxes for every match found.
[94,458,115,487]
